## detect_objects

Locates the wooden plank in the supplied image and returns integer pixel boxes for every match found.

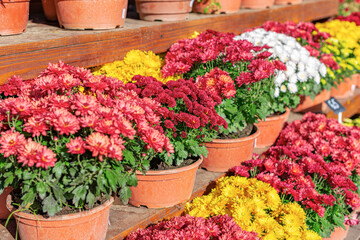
[0,0,338,82]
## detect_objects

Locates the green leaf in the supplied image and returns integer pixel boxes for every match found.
[86,192,95,209]
[53,162,64,179]
[97,174,107,193]
[123,149,136,165]
[119,186,132,204]
[50,182,66,203]
[105,169,117,192]
[43,195,61,216]
[72,186,87,206]
[4,175,14,187]
[126,174,138,187]
[21,188,36,206]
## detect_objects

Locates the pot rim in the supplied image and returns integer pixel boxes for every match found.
[209,125,260,144]
[262,107,290,122]
[135,157,203,176]
[0,0,30,3]
[6,195,114,221]
[136,0,191,2]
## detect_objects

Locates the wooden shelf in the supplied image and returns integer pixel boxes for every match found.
[0,0,338,82]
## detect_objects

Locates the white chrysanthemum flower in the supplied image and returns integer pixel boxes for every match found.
[300,54,309,64]
[287,61,296,70]
[319,63,327,77]
[289,74,298,84]
[279,52,290,63]
[297,71,308,82]
[298,62,305,72]
[253,28,267,35]
[290,50,300,63]
[287,83,298,94]
[274,46,284,55]
[280,84,287,92]
[284,46,293,54]
[300,47,310,57]
[287,39,296,48]
[274,87,280,98]
[306,66,317,77]
[314,73,321,84]
[285,65,296,77]
[294,42,303,49]
[274,72,286,86]
[306,58,318,68]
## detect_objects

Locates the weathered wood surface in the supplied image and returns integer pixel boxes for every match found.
[0,0,338,83]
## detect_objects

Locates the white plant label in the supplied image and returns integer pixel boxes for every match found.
[122,8,126,19]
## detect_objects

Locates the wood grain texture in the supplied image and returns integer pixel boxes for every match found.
[0,0,338,82]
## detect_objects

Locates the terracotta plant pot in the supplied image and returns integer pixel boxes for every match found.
[135,0,192,21]
[6,195,114,240]
[0,0,29,36]
[355,73,360,88]
[330,78,354,99]
[293,89,330,112]
[55,0,128,30]
[192,0,242,14]
[255,108,290,149]
[274,0,301,5]
[241,0,274,9]
[129,158,202,208]
[323,225,350,240]
[42,0,57,21]
[201,126,260,172]
[0,187,12,219]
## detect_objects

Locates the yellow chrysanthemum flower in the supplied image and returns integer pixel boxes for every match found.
[185,176,321,240]
[92,50,179,84]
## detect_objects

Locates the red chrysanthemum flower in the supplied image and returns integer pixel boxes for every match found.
[66,137,86,155]
[85,132,110,161]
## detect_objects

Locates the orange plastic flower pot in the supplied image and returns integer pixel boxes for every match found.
[192,0,242,14]
[0,187,12,219]
[201,126,260,172]
[293,89,330,113]
[241,0,274,9]
[323,225,350,240]
[255,108,290,149]
[0,0,29,36]
[330,77,354,99]
[355,73,360,88]
[55,0,128,30]
[135,0,192,21]
[42,0,57,21]
[129,158,202,208]
[274,0,301,5]
[7,195,114,240]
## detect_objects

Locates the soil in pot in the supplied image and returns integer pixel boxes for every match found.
[217,124,253,139]
[201,125,260,172]
[150,157,197,170]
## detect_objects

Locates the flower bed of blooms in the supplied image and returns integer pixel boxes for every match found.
[316,20,360,80]
[92,50,178,84]
[230,113,360,237]
[236,28,326,113]
[0,61,174,215]
[161,30,286,136]
[0,60,233,215]
[255,21,341,91]
[127,215,260,240]
[185,176,321,240]
[337,11,360,25]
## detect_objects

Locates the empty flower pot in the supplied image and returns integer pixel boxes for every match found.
[241,0,274,9]
[330,77,354,99]
[55,0,128,30]
[135,0,192,21]
[0,0,29,36]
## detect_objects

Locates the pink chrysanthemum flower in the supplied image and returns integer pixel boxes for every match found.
[85,132,110,161]
[71,93,99,116]
[51,111,80,135]
[17,139,42,167]
[23,116,49,137]
[107,136,125,161]
[0,130,26,157]
[141,129,165,153]
[66,137,86,155]
[35,145,57,169]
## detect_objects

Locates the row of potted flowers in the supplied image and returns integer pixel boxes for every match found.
[1,16,360,239]
[129,113,360,239]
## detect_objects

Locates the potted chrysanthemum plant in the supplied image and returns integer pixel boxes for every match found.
[161,30,285,172]
[0,61,173,240]
[236,28,327,147]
